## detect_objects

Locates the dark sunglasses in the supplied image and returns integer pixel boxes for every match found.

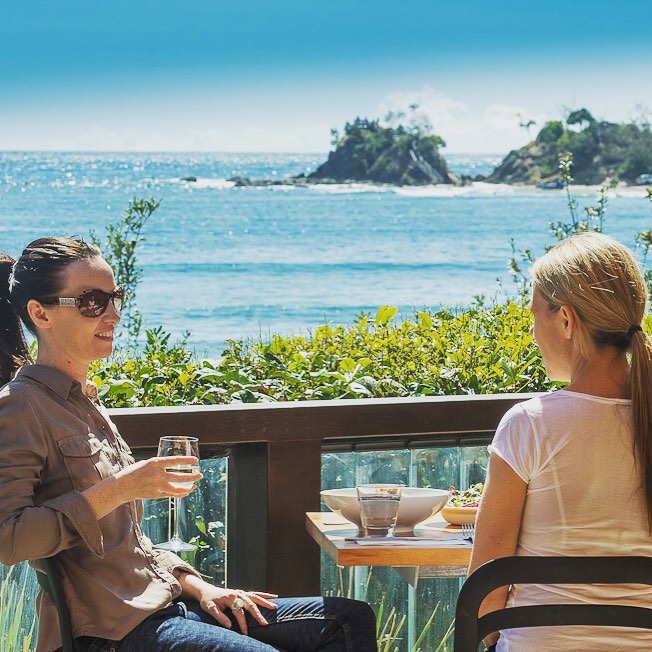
[38,286,124,318]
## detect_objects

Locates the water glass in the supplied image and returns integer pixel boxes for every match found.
[356,484,402,537]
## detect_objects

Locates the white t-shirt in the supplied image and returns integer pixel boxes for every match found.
[488,389,652,651]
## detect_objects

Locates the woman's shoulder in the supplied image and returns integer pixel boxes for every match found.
[0,377,39,413]
[498,391,571,428]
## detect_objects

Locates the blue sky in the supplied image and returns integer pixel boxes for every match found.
[1,0,651,153]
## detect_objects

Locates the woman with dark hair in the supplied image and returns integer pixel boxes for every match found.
[0,237,378,652]
[469,232,652,651]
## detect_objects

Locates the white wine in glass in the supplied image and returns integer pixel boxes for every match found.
[155,436,200,552]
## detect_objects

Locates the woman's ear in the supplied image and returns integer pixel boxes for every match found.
[26,299,53,330]
[558,304,576,340]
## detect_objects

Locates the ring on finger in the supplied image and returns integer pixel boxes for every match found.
[231,597,245,611]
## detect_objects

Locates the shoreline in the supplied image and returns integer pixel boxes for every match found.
[179,176,651,198]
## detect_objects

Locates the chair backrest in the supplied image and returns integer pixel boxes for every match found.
[454,556,652,652]
[35,557,75,652]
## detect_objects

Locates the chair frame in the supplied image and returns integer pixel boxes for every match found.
[35,557,75,652]
[454,555,652,652]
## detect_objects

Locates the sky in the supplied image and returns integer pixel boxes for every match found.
[1,0,651,154]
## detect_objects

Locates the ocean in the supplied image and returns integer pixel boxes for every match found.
[1,152,650,356]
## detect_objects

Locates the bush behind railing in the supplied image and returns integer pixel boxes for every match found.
[90,300,560,407]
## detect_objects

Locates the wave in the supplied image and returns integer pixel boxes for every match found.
[394,182,515,197]
[173,177,235,189]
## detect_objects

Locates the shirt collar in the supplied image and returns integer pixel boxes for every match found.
[15,364,80,401]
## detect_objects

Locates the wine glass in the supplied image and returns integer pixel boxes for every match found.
[155,436,200,552]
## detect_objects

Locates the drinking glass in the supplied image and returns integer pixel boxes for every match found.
[155,436,200,552]
[356,484,402,537]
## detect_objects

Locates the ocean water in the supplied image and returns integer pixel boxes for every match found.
[1,152,650,356]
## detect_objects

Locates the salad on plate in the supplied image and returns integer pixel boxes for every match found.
[447,483,484,508]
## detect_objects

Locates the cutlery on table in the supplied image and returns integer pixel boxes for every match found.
[461,523,475,542]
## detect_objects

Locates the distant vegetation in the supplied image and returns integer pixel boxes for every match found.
[306,115,457,185]
[488,108,652,185]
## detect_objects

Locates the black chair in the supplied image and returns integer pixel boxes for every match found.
[454,556,652,652]
[35,557,75,652]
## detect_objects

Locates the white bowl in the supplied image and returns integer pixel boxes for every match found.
[440,505,478,525]
[321,487,449,534]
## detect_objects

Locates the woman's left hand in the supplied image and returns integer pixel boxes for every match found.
[198,585,279,635]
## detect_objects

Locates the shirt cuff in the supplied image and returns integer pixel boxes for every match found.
[152,548,203,579]
[42,490,104,558]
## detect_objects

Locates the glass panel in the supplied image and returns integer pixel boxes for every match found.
[142,456,228,586]
[411,446,459,489]
[356,449,410,485]
[320,445,482,651]
[461,445,490,488]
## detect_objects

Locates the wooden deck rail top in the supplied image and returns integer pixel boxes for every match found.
[108,393,538,597]
[109,393,539,449]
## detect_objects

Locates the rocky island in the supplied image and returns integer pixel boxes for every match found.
[486,109,652,185]
[230,116,459,188]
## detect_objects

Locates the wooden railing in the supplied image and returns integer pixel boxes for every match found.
[109,393,536,596]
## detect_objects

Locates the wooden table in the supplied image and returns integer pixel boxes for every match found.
[306,512,473,586]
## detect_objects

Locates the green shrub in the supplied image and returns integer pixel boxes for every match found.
[91,301,556,408]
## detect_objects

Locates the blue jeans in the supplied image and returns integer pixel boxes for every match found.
[77,596,377,652]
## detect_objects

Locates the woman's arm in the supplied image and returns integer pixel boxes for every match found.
[83,456,201,520]
[468,452,527,648]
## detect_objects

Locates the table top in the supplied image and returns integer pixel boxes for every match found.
[305,511,473,569]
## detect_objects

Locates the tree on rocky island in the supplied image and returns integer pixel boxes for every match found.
[308,115,458,186]
[488,109,652,185]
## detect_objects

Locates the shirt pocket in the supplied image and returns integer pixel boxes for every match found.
[57,435,110,491]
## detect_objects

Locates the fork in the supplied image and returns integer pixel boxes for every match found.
[461,523,475,542]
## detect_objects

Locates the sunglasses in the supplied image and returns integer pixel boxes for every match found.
[38,286,124,318]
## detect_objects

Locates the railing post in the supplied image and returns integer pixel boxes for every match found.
[266,439,321,596]
[227,440,321,596]
[227,443,269,591]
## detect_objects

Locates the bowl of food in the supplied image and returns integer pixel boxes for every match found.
[440,483,483,525]
[321,486,450,534]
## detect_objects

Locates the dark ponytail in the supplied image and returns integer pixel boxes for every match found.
[0,254,31,386]
[0,237,101,386]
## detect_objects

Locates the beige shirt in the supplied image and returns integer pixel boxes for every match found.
[0,365,200,652]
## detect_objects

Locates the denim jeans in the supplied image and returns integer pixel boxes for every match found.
[76,596,378,652]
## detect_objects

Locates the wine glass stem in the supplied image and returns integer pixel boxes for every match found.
[173,496,182,540]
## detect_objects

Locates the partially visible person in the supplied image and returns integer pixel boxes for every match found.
[0,236,378,652]
[468,232,652,651]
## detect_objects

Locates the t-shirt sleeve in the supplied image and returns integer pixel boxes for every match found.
[488,403,539,483]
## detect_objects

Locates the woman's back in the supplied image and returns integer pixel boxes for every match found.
[490,390,652,650]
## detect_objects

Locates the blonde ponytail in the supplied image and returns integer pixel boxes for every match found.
[628,329,652,527]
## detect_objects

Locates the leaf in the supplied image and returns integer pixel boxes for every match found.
[374,305,398,326]
[417,311,433,329]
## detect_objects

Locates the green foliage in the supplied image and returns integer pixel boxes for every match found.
[309,115,451,185]
[536,120,565,144]
[566,108,595,126]
[90,197,159,344]
[376,600,454,652]
[91,303,553,408]
[522,111,652,184]
[1,565,35,652]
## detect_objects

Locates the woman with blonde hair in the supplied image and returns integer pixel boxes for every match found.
[470,232,652,651]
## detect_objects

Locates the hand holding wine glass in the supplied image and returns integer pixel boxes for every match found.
[155,436,201,552]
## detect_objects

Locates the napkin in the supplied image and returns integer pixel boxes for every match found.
[350,536,470,547]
